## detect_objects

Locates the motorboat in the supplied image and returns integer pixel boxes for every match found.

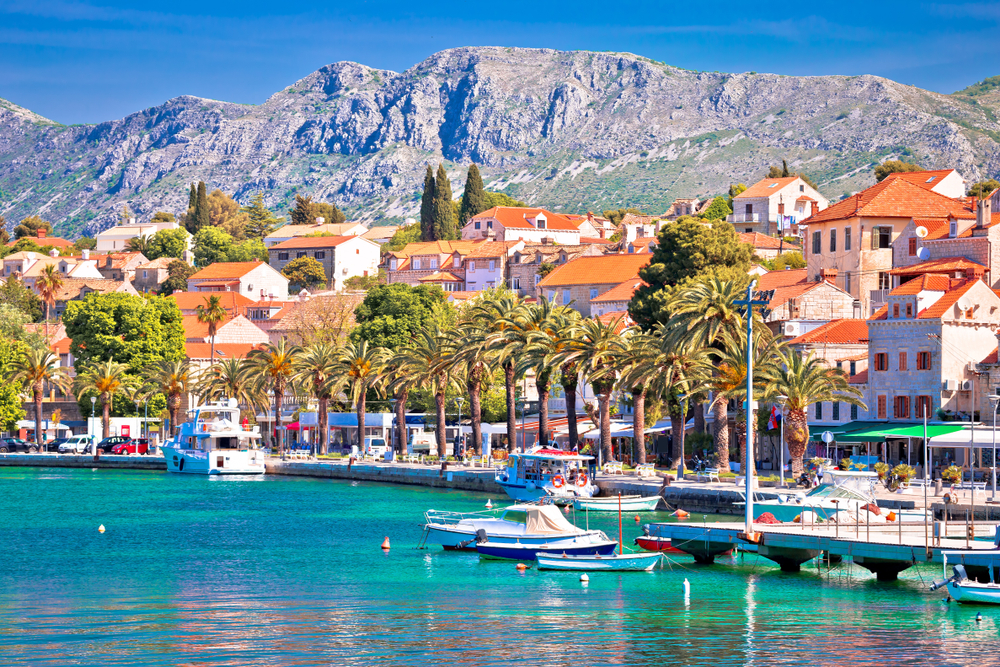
[495,447,598,503]
[932,550,1000,604]
[574,495,662,512]
[536,552,664,571]
[161,399,265,475]
[736,471,890,523]
[634,535,694,555]
[475,539,618,560]
[422,503,610,551]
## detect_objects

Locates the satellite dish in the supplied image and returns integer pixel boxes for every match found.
[915,226,929,239]
[957,295,974,311]
[917,247,931,261]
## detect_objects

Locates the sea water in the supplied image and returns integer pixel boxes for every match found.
[0,467,996,666]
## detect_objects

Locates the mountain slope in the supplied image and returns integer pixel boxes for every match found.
[1,47,998,236]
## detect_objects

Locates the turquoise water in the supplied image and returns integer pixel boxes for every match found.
[1,469,997,666]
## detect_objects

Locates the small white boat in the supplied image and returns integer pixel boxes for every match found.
[161,399,265,475]
[422,503,610,551]
[495,448,598,503]
[536,552,663,571]
[933,550,1000,604]
[574,495,661,512]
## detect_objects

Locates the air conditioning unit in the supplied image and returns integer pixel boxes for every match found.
[962,380,973,391]
[783,321,801,338]
[968,362,978,372]
[943,379,957,391]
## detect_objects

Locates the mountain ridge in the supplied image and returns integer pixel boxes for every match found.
[0,46,998,237]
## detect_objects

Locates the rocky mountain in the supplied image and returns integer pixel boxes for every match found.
[1,47,999,237]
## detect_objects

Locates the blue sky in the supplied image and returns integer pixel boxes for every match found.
[1,0,998,124]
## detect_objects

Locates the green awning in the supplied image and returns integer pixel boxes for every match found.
[834,423,894,443]
[881,424,965,439]
[808,422,871,442]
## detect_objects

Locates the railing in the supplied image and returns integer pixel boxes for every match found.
[727,213,761,223]
[870,289,890,306]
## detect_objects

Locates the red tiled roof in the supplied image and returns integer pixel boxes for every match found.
[883,169,957,191]
[739,232,798,250]
[387,240,482,259]
[270,235,359,250]
[755,268,809,291]
[418,271,462,283]
[788,319,869,346]
[734,177,799,199]
[982,348,998,365]
[52,337,72,355]
[869,305,888,321]
[890,257,986,276]
[468,206,579,231]
[918,279,979,320]
[796,196,816,203]
[803,178,974,225]
[184,342,261,360]
[889,273,955,295]
[170,291,255,313]
[7,236,74,248]
[537,254,650,288]
[467,241,518,258]
[596,311,632,334]
[591,278,646,303]
[849,369,869,384]
[181,314,234,340]
[189,261,271,281]
[194,280,240,287]
[579,237,614,244]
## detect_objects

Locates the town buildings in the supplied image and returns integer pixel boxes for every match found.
[263,221,367,248]
[186,261,289,301]
[462,207,582,244]
[94,217,181,252]
[536,254,650,317]
[730,176,828,235]
[267,235,381,290]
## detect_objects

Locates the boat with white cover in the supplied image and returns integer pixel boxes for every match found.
[495,448,598,503]
[574,495,662,512]
[422,503,610,551]
[536,552,664,571]
[161,399,265,475]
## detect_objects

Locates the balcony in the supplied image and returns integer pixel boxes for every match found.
[870,289,890,308]
[727,213,761,223]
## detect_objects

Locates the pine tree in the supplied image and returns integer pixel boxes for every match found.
[242,193,284,239]
[459,164,487,227]
[432,163,456,240]
[420,165,435,242]
[291,195,314,225]
[194,181,210,231]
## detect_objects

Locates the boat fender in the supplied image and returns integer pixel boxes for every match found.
[178,457,185,471]
[577,473,588,487]
[552,475,565,488]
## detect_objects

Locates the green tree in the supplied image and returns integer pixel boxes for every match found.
[293,344,342,455]
[484,191,526,208]
[338,340,389,454]
[386,224,421,251]
[158,260,197,296]
[290,195,345,226]
[140,359,195,437]
[0,216,7,245]
[242,192,284,239]
[420,165,435,242]
[12,347,71,449]
[343,271,386,291]
[192,226,233,267]
[73,237,96,252]
[766,251,806,270]
[459,164,487,226]
[36,264,62,341]
[196,295,228,367]
[699,196,732,221]
[194,181,210,231]
[207,189,250,240]
[118,204,134,225]
[227,238,268,263]
[352,283,451,352]
[151,211,176,224]
[282,256,327,291]
[246,340,301,453]
[875,160,922,182]
[629,219,752,328]
[13,216,52,240]
[766,161,818,189]
[187,183,197,215]
[0,339,28,432]
[196,358,265,415]
[125,236,152,256]
[727,183,747,208]
[432,164,457,240]
[0,277,42,322]
[74,359,136,440]
[969,179,1000,198]
[602,208,644,226]
[147,228,190,260]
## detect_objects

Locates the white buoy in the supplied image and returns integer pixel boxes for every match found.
[580,574,589,582]
[683,578,690,596]
[977,612,983,624]
[98,524,105,533]
[485,499,493,509]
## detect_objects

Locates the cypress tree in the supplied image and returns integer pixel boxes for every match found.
[184,183,198,234]
[420,165,435,241]
[194,181,210,231]
[432,163,456,240]
[188,184,197,210]
[459,164,487,227]
[781,160,790,177]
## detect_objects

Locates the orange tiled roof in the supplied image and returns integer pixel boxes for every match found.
[787,319,869,346]
[468,206,579,231]
[596,311,633,334]
[387,240,482,259]
[767,281,821,309]
[912,218,950,240]
[849,369,869,384]
[138,257,174,270]
[918,279,979,319]
[6,236,74,248]
[739,232,798,250]
[883,169,957,191]
[982,348,998,365]
[171,291,255,313]
[537,254,650,288]
[181,314,235,339]
[185,342,261,360]
[889,257,987,276]
[418,271,462,283]
[734,177,799,199]
[591,278,646,303]
[579,237,614,244]
[270,235,359,250]
[189,261,266,281]
[803,178,974,225]
[467,241,518,258]
[869,305,888,321]
[889,273,955,295]
[755,268,809,291]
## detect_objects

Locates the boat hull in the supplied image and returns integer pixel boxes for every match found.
[575,496,661,512]
[536,552,663,571]
[948,580,1000,604]
[634,536,693,555]
[497,480,594,504]
[476,540,619,560]
[162,446,265,475]
[424,523,607,551]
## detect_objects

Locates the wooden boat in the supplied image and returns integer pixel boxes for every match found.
[634,535,715,555]
[476,539,618,560]
[574,495,661,512]
[536,552,663,571]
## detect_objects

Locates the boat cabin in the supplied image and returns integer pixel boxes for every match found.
[178,402,261,451]
[505,449,595,486]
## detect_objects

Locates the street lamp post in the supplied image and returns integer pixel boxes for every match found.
[990,394,1000,501]
[134,399,140,455]
[776,395,788,488]
[456,397,465,458]
[596,393,606,468]
[90,396,97,453]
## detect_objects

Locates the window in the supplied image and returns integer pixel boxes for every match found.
[778,203,785,215]
[142,270,148,279]
[800,184,805,192]
[950,220,958,237]
[314,251,325,260]
[468,260,475,271]
[389,258,396,270]
[851,404,859,420]
[474,222,481,230]
[916,396,932,418]
[562,289,571,305]
[512,277,521,290]
[877,395,887,419]
[917,351,931,370]
[893,303,900,319]
[898,352,907,371]
[546,290,555,301]
[874,353,888,371]
[537,218,547,230]
[247,283,253,292]
[590,288,599,300]
[489,260,496,271]
[844,227,852,251]
[872,226,892,249]
[832,402,840,421]
[849,360,857,377]
[812,231,821,255]
[278,252,289,261]
[878,272,891,289]
[413,259,421,270]
[815,402,823,420]
[429,258,438,269]
[905,302,913,318]
[894,395,910,420]
[908,238,917,256]
[296,251,307,259]
[829,228,837,252]
[487,220,493,229]
[844,271,852,294]
[745,204,753,216]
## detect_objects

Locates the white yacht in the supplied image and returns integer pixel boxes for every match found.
[495,448,599,503]
[161,399,265,475]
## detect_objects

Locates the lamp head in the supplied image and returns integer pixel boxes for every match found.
[990,394,1000,403]
[90,396,96,405]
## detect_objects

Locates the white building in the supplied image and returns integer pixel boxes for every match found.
[187,261,289,301]
[263,221,367,248]
[94,218,181,252]
[267,235,381,290]
[730,176,829,235]
[463,207,582,245]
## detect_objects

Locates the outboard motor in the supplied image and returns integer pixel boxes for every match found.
[931,564,968,591]
[457,528,489,550]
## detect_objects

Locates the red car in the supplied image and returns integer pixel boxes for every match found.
[112,438,149,455]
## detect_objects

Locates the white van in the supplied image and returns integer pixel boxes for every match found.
[364,437,390,460]
[59,434,94,454]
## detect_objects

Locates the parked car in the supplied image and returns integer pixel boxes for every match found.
[48,438,69,452]
[96,436,131,453]
[59,434,95,454]
[0,437,35,453]
[364,436,390,460]
[111,438,149,455]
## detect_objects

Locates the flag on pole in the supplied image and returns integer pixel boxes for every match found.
[767,405,781,431]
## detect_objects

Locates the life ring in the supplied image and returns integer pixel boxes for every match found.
[577,473,588,487]
[551,475,565,488]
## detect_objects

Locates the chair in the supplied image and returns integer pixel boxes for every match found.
[603,461,624,475]
[635,463,656,478]
[696,467,721,483]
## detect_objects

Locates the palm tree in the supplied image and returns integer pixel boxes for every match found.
[472,291,522,451]
[384,349,419,455]
[246,340,301,455]
[11,348,71,451]
[36,264,63,342]
[293,343,342,456]
[196,295,228,366]
[74,360,136,441]
[771,351,866,475]
[394,326,452,457]
[141,360,196,437]
[516,299,569,449]
[613,331,657,465]
[338,340,389,454]
[449,314,496,455]
[196,357,265,412]
[125,236,151,256]
[548,309,583,450]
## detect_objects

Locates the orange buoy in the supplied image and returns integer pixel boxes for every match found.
[381,536,390,550]
[98,524,105,533]
[673,509,690,520]
[516,563,528,571]
[634,515,641,523]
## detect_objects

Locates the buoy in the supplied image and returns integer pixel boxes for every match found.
[580,574,589,582]
[381,537,390,550]
[564,505,570,513]
[516,563,528,571]
[683,578,690,596]
[485,499,493,509]
[977,612,983,623]
[98,524,105,533]
[634,515,641,523]
[673,509,690,520]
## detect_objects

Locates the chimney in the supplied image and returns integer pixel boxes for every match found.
[106,255,113,268]
[129,217,136,225]
[36,228,47,239]
[49,249,58,258]
[81,249,90,261]
[977,197,992,229]
[819,268,838,284]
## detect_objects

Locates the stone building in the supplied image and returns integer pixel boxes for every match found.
[133,257,173,293]
[385,240,482,288]
[96,252,148,282]
[738,232,801,261]
[508,243,608,297]
[590,278,644,318]
[463,207,581,245]
[181,314,270,346]
[787,319,869,378]
[756,268,859,338]
[268,235,381,290]
[730,176,828,235]
[535,254,650,317]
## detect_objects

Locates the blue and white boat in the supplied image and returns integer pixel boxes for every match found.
[495,448,598,503]
[422,503,610,551]
[161,399,265,475]
[536,551,664,571]
[475,539,618,560]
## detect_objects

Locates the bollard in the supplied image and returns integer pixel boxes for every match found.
[934,478,943,496]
